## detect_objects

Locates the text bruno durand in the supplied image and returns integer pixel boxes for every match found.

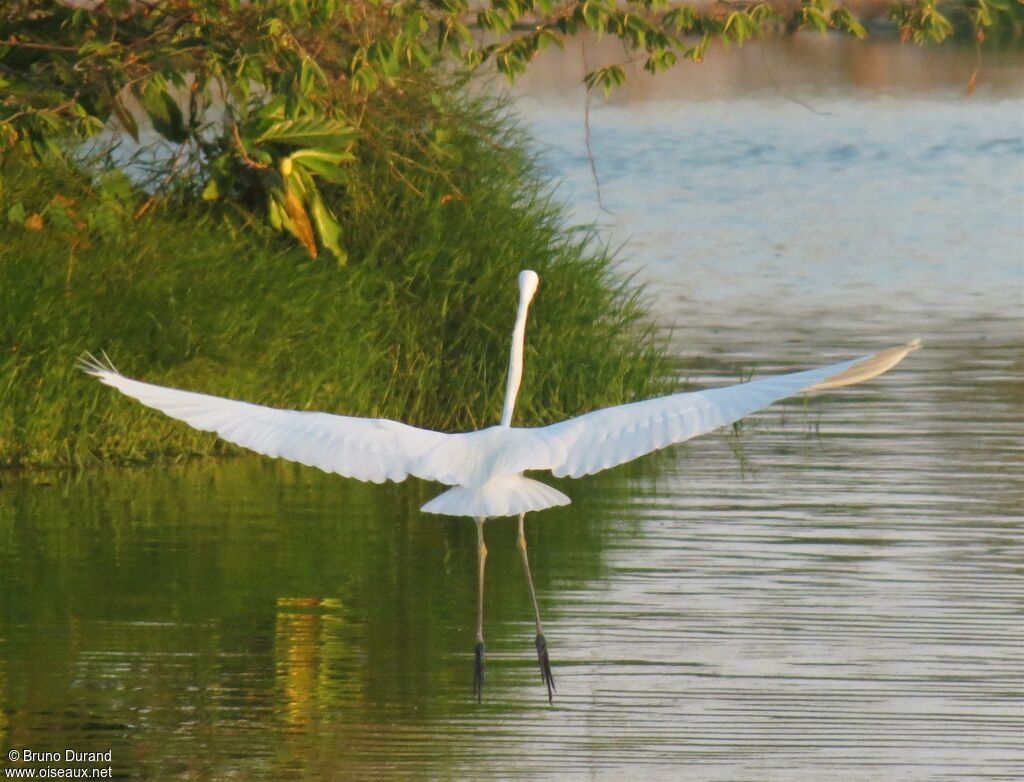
[4,749,113,779]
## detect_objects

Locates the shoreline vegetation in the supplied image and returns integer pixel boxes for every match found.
[0,93,672,469]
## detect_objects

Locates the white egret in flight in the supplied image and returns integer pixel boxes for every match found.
[82,270,920,703]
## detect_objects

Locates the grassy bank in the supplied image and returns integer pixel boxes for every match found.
[0,96,671,468]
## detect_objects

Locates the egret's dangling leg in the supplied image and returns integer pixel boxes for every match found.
[474,517,488,703]
[518,512,555,703]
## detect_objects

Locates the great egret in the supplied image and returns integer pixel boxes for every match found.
[82,270,920,704]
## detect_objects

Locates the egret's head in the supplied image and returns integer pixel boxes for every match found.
[519,270,540,303]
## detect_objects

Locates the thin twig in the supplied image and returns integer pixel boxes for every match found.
[0,40,78,53]
[133,139,190,221]
[759,39,830,116]
[386,159,425,197]
[232,123,268,169]
[966,26,984,96]
[0,95,82,127]
[581,38,611,215]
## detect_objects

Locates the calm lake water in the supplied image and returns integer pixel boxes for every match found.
[2,40,1023,781]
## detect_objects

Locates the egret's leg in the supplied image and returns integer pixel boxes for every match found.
[474,516,488,703]
[518,512,555,704]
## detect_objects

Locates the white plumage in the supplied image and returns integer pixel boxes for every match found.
[81,270,920,517]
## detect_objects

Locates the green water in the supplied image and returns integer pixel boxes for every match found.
[0,460,633,778]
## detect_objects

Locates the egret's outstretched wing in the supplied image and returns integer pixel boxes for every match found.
[80,356,453,484]
[530,340,921,479]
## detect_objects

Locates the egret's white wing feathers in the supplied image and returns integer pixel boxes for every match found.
[529,340,921,479]
[79,355,453,484]
[80,337,919,515]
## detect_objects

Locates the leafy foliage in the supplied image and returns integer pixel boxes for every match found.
[1,0,1012,257]
[0,94,673,466]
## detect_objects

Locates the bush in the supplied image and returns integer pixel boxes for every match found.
[0,93,671,468]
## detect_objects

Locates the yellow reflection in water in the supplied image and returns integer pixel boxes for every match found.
[274,597,347,732]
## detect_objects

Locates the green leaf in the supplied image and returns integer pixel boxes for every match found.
[137,82,187,144]
[294,158,348,183]
[404,10,429,36]
[581,0,606,30]
[202,179,220,201]
[832,8,867,38]
[256,119,358,148]
[802,5,831,32]
[296,170,346,265]
[7,202,25,225]
[288,148,355,165]
[976,0,993,26]
[478,8,511,33]
[109,97,139,142]
[644,49,677,74]
[289,148,354,184]
[299,60,316,94]
[85,202,123,242]
[412,42,434,69]
[584,65,626,97]
[308,190,347,265]
[97,170,134,204]
[43,198,78,234]
[266,189,285,231]
[536,29,563,50]
[664,6,697,32]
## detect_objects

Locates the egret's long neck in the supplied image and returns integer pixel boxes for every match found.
[500,290,532,428]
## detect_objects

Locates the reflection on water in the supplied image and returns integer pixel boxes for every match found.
[2,40,1023,782]
[0,461,617,777]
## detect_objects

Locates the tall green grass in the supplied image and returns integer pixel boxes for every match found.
[0,95,671,468]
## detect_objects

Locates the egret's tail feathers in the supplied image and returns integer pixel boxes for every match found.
[805,339,922,392]
[421,476,570,518]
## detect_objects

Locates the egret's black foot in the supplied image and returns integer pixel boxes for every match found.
[535,632,555,704]
[473,641,485,703]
